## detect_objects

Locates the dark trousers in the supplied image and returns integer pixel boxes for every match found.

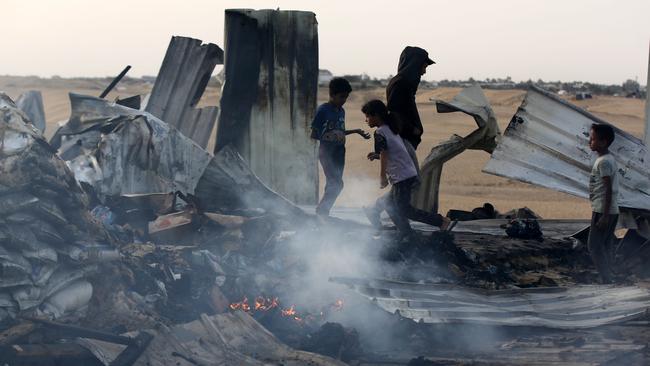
[587,212,618,283]
[316,142,345,215]
[386,177,444,234]
[372,139,419,215]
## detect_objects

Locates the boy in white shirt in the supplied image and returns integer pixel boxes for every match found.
[363,100,449,237]
[588,123,619,283]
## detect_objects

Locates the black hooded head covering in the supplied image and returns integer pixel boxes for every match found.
[396,46,434,89]
[385,46,434,149]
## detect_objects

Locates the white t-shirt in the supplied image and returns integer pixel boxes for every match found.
[374,125,417,184]
[589,154,619,214]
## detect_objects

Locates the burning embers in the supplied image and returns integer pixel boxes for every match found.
[229,296,278,313]
[229,296,344,324]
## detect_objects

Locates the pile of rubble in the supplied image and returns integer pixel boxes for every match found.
[2,7,650,365]
[0,95,116,323]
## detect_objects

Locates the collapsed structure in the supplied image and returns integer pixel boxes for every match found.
[2,8,650,366]
[0,94,116,322]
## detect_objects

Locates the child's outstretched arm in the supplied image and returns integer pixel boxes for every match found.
[345,129,371,139]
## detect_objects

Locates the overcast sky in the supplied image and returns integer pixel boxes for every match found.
[2,0,648,84]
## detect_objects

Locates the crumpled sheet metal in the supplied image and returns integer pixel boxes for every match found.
[332,277,650,329]
[195,145,305,216]
[413,85,501,211]
[16,90,46,133]
[60,93,212,196]
[78,312,345,366]
[484,85,650,211]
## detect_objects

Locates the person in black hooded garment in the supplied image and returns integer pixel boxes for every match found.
[363,46,449,234]
[386,46,435,151]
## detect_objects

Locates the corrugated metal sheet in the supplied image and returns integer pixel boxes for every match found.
[413,86,500,211]
[216,9,319,205]
[483,85,650,211]
[331,277,650,329]
[145,36,223,149]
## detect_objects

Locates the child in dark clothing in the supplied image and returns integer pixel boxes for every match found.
[362,100,449,235]
[588,123,619,283]
[311,78,370,216]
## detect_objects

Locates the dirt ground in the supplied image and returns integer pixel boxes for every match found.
[1,76,645,219]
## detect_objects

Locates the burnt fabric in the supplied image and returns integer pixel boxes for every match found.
[386,177,444,234]
[386,46,431,150]
[588,212,618,283]
[316,142,345,215]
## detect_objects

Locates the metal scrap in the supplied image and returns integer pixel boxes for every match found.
[15,90,46,133]
[216,9,319,205]
[413,85,501,212]
[145,36,223,149]
[0,93,115,321]
[484,85,650,212]
[332,277,650,328]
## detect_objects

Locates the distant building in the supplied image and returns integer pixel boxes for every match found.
[318,69,333,86]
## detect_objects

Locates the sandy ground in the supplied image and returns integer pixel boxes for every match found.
[1,76,646,219]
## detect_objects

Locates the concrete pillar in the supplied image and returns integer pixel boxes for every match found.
[216,9,319,205]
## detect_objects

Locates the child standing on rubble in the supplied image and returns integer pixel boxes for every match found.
[362,99,449,237]
[311,78,370,216]
[588,123,620,284]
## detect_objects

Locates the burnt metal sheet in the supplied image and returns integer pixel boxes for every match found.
[145,36,223,149]
[413,86,500,212]
[78,312,344,366]
[484,85,650,211]
[15,90,46,133]
[452,218,589,239]
[319,207,588,238]
[332,277,650,329]
[216,9,319,205]
[60,93,212,196]
[194,145,305,216]
[645,44,650,147]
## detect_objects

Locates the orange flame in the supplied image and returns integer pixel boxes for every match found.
[333,299,344,311]
[229,296,343,325]
[281,305,297,317]
[229,296,251,312]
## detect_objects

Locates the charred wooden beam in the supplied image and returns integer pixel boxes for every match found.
[0,321,37,345]
[25,318,136,346]
[0,343,103,366]
[109,331,154,366]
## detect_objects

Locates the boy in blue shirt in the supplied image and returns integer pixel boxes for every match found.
[311,78,370,216]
